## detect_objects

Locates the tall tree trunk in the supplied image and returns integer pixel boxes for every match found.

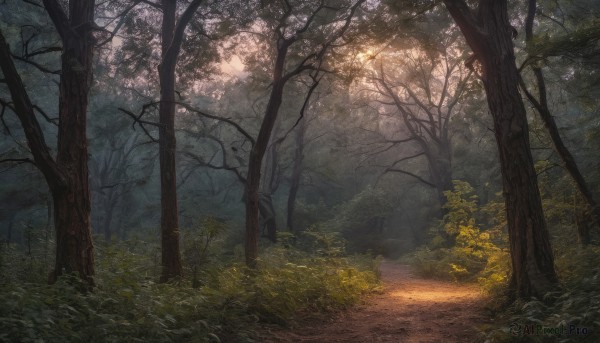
[155,0,203,281]
[245,43,288,268]
[287,118,306,232]
[0,1,97,286]
[522,0,600,240]
[46,0,96,286]
[158,0,183,282]
[443,0,558,299]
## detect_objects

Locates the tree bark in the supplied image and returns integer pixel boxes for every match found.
[158,0,183,282]
[443,0,558,299]
[522,0,600,240]
[245,41,289,268]
[47,0,96,286]
[0,0,97,287]
[156,0,203,281]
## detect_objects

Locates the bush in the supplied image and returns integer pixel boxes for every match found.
[409,181,509,284]
[0,231,380,342]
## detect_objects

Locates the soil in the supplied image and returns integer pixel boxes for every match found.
[258,261,491,342]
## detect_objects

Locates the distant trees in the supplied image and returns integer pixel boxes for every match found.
[89,129,153,242]
[358,37,473,207]
[0,0,97,286]
[442,0,558,298]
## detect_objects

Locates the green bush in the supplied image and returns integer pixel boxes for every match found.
[409,181,509,284]
[0,231,380,342]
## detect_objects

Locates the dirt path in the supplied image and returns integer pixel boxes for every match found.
[259,261,490,342]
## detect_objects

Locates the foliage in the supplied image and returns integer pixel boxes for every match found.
[225,247,380,325]
[483,246,600,343]
[0,232,379,342]
[326,187,396,254]
[292,199,332,232]
[409,181,509,285]
[182,216,228,288]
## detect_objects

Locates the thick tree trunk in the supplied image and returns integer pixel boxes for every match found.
[0,0,97,285]
[158,0,183,282]
[245,43,288,268]
[47,0,96,286]
[444,0,558,299]
[51,189,95,284]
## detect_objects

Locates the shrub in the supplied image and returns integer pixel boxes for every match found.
[0,231,380,342]
[410,181,509,284]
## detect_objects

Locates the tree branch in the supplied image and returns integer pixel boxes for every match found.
[384,168,436,188]
[163,0,204,65]
[118,107,160,142]
[0,158,36,166]
[11,53,61,75]
[0,30,66,188]
[41,0,71,42]
[175,101,256,146]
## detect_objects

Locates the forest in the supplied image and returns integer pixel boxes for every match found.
[0,0,599,342]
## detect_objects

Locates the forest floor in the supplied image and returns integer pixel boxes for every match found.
[258,260,491,342]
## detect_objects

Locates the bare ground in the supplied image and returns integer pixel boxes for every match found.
[258,261,490,342]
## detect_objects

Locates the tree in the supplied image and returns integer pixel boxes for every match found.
[442,0,558,298]
[358,37,472,208]
[155,0,206,282]
[286,113,307,232]
[89,130,153,242]
[520,0,600,244]
[0,0,96,286]
[243,0,365,268]
[115,0,251,282]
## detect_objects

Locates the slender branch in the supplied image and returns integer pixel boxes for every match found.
[384,168,436,188]
[0,30,66,188]
[0,158,36,165]
[11,53,61,75]
[175,101,256,146]
[21,0,43,8]
[118,107,160,142]
[33,105,58,126]
[389,151,426,168]
[183,150,246,184]
[23,46,62,58]
[41,0,71,42]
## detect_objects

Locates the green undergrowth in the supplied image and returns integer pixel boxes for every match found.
[483,246,600,343]
[403,179,600,342]
[405,181,510,292]
[0,232,380,343]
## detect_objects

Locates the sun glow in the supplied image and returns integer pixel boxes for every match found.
[357,49,375,62]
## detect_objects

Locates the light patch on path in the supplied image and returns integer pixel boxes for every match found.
[260,261,489,342]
